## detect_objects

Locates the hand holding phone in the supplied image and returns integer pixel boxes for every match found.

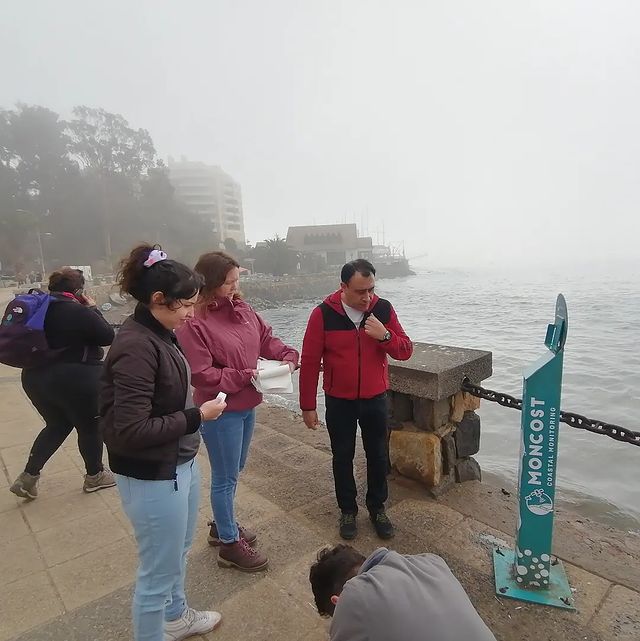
[200,398,226,421]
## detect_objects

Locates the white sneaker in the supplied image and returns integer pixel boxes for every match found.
[164,607,222,641]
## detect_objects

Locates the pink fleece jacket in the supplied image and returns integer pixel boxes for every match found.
[176,296,299,412]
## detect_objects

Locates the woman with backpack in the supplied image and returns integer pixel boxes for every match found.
[101,244,226,641]
[9,268,116,499]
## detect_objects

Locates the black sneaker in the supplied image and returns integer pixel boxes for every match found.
[339,512,357,540]
[370,510,395,539]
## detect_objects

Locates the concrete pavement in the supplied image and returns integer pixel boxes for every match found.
[1,363,639,641]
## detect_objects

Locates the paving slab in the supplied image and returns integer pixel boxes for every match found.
[590,584,640,641]
[35,509,128,567]
[202,577,322,641]
[0,571,64,641]
[20,487,111,532]
[1,391,638,641]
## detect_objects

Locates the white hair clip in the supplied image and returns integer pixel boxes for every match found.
[143,249,168,268]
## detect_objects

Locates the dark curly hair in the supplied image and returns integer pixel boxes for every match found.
[309,545,365,616]
[48,268,85,294]
[116,243,203,307]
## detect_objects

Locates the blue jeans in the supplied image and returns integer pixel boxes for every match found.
[201,409,256,543]
[116,459,200,641]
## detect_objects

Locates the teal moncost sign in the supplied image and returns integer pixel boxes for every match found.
[514,294,566,588]
[514,348,563,587]
[493,294,573,609]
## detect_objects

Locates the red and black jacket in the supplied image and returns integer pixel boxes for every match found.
[299,290,413,411]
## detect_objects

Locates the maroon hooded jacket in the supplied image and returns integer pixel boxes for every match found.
[176,296,299,412]
[299,290,413,411]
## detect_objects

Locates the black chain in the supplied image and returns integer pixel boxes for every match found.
[462,379,640,447]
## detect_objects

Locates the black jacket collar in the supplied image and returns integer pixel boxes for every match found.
[133,303,177,347]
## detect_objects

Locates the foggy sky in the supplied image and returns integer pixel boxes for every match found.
[2,1,639,271]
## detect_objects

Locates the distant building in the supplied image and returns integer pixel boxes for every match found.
[286,224,373,266]
[168,156,246,246]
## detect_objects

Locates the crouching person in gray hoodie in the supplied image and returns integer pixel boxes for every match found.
[309,545,496,641]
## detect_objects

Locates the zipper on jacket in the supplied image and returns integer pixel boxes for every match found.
[174,473,178,492]
[356,323,362,399]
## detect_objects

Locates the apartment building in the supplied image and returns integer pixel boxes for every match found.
[168,156,246,246]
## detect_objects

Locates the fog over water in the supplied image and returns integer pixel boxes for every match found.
[2,1,640,272]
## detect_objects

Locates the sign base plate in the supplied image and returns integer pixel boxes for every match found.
[493,547,575,610]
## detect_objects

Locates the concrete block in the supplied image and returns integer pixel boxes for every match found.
[389,343,492,400]
[389,428,441,487]
[434,421,455,438]
[413,397,450,431]
[22,487,111,533]
[562,562,612,628]
[454,411,481,457]
[590,584,640,641]
[463,392,481,412]
[450,392,481,423]
[0,527,45,583]
[428,472,456,497]
[441,434,457,475]
[0,489,18,514]
[209,576,321,641]
[455,457,482,483]
[450,392,465,423]
[49,537,137,611]
[0,507,29,544]
[390,391,413,425]
[36,509,128,567]
[0,571,64,641]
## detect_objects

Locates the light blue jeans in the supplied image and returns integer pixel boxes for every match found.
[201,409,256,543]
[116,459,200,641]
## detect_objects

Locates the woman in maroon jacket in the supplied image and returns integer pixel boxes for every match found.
[177,251,299,572]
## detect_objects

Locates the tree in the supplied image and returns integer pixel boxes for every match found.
[66,106,155,177]
[253,235,298,276]
[0,104,74,203]
[0,102,218,275]
[0,165,36,272]
[66,107,156,264]
[0,105,75,271]
[224,237,238,254]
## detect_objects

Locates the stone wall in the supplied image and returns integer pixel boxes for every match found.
[388,343,492,496]
[83,273,340,311]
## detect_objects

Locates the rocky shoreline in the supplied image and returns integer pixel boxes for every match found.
[88,273,340,325]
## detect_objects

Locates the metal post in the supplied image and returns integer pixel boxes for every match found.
[493,294,574,610]
[36,226,46,275]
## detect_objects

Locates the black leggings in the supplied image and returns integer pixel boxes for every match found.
[21,363,104,476]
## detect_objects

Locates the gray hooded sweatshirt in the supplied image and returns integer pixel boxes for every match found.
[330,548,496,641]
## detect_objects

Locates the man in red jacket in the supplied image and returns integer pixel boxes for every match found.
[300,259,413,540]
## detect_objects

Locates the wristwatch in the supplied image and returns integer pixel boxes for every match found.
[380,330,392,342]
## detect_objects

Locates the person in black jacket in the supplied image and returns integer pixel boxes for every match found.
[10,267,116,499]
[101,244,227,641]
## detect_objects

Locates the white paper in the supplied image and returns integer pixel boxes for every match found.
[252,359,293,394]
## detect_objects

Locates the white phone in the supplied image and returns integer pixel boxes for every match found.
[215,392,227,403]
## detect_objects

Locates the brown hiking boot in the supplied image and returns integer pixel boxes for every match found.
[207,520,257,546]
[218,538,269,572]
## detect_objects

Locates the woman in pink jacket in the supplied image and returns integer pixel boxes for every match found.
[176,251,298,572]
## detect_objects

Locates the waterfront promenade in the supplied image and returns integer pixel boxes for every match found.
[0,361,639,641]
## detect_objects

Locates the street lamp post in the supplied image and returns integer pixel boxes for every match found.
[15,209,49,276]
[36,226,46,275]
